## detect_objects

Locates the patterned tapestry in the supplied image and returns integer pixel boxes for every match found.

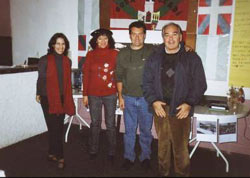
[109,0,189,35]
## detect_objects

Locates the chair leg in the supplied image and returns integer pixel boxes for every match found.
[65,116,74,143]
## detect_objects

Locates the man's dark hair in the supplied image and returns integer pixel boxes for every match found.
[47,33,70,56]
[129,21,147,34]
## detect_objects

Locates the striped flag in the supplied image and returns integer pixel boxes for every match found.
[198,0,232,35]
[196,0,233,81]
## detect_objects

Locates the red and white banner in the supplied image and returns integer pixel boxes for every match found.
[110,0,189,32]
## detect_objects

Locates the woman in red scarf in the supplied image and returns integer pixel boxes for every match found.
[82,29,118,163]
[36,33,75,169]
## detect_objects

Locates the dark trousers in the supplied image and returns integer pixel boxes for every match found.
[88,94,117,156]
[154,105,191,177]
[40,96,65,159]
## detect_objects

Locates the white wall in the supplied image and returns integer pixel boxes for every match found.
[0,72,47,149]
[10,0,78,68]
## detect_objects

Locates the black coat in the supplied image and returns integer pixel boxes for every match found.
[142,43,207,116]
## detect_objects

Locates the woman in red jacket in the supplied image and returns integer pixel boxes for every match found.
[82,29,118,163]
[36,33,75,169]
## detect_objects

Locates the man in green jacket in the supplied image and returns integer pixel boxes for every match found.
[115,21,154,171]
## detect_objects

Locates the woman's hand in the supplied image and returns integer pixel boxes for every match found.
[83,96,88,108]
[36,95,41,103]
[118,96,125,110]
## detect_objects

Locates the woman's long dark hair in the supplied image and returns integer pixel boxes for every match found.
[89,29,115,50]
[47,33,70,56]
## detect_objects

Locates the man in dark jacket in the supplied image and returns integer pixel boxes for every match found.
[143,22,207,177]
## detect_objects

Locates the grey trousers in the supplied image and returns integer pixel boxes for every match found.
[88,94,117,156]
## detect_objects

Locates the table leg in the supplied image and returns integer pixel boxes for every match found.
[75,113,90,128]
[65,116,74,143]
[189,137,197,144]
[189,141,200,158]
[65,97,90,143]
[211,142,229,173]
[189,138,229,172]
[74,97,90,128]
[64,116,70,124]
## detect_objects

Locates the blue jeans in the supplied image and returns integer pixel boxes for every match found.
[123,95,153,162]
[88,94,117,156]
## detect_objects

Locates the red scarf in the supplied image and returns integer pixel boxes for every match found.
[46,54,75,116]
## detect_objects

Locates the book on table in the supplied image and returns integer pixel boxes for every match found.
[209,102,229,110]
[200,95,229,110]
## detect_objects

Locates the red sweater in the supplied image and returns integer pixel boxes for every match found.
[83,47,118,96]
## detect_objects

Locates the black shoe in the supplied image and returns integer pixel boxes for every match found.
[121,158,134,171]
[89,153,97,160]
[141,159,151,170]
[107,155,115,165]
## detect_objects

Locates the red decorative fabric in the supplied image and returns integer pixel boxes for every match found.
[83,48,118,96]
[110,0,189,32]
[46,54,75,116]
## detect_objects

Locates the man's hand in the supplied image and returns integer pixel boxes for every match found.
[36,95,41,103]
[118,96,125,110]
[82,96,88,108]
[153,101,167,118]
[176,103,191,119]
[184,45,193,52]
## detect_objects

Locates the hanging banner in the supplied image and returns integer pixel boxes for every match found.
[196,0,233,81]
[109,0,189,33]
[229,0,250,87]
[78,0,100,67]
